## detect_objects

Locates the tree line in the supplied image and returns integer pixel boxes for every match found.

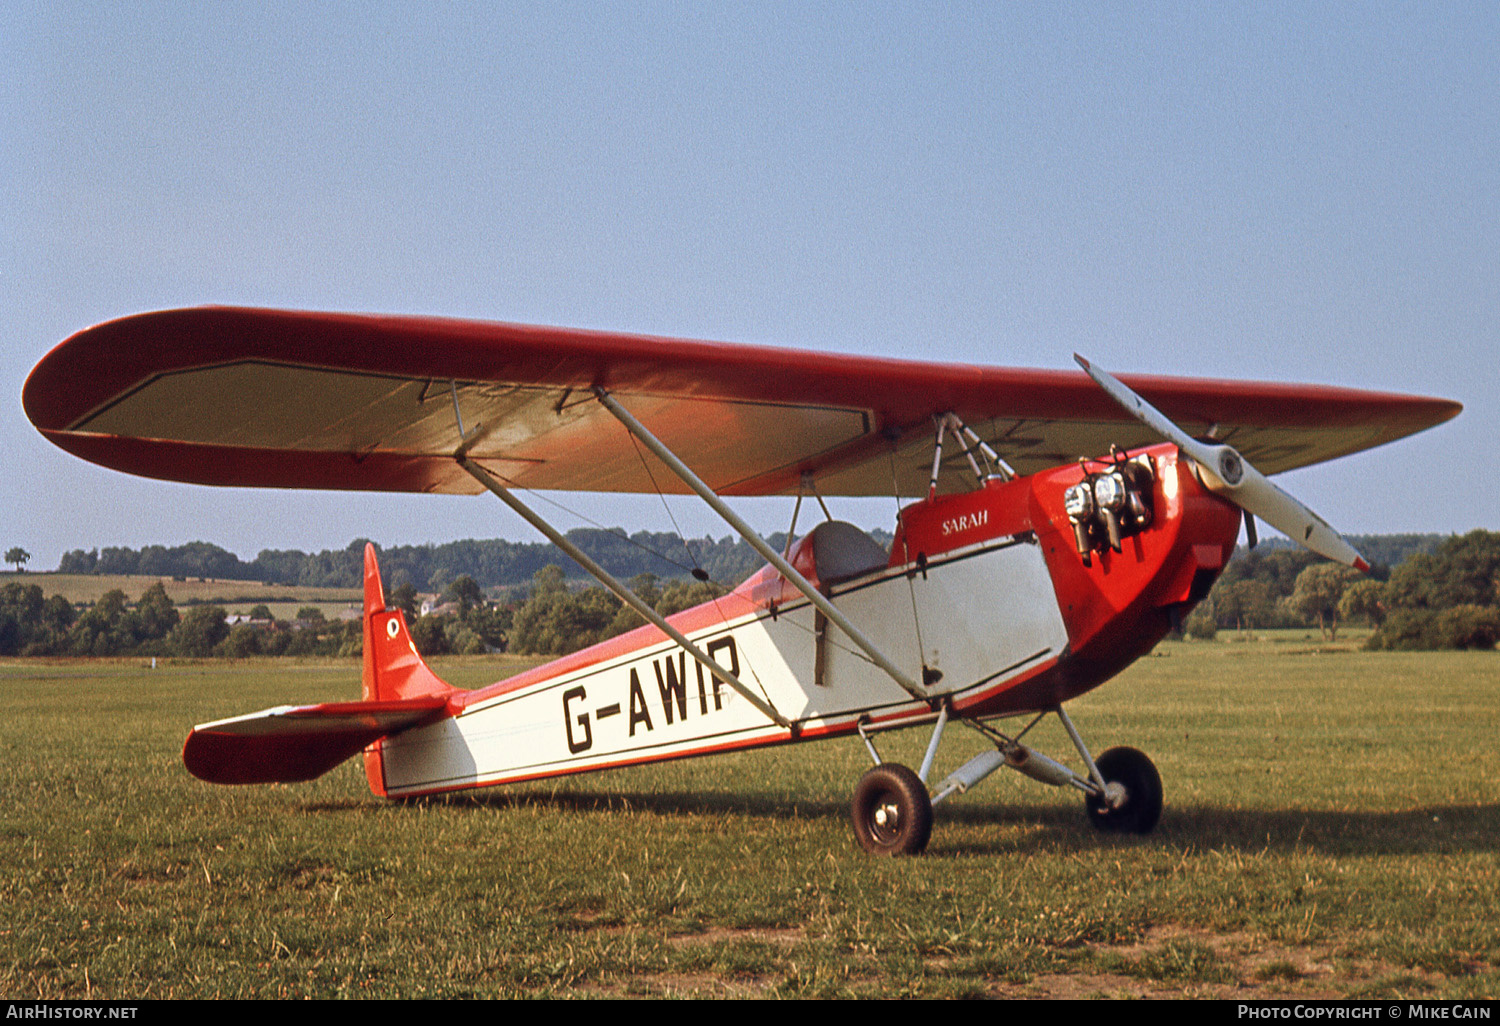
[399,567,725,658]
[1186,529,1499,650]
[0,580,365,659]
[6,530,1495,659]
[9,525,886,660]
[53,528,833,592]
[0,567,721,660]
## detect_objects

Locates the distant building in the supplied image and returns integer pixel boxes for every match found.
[225,615,275,631]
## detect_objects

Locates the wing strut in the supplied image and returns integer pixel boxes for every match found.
[457,456,793,730]
[592,388,929,704]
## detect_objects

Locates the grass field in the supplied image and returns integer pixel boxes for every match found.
[0,639,1495,999]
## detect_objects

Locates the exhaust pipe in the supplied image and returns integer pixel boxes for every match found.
[1004,745,1078,788]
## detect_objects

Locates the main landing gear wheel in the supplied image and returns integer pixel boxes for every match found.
[851,763,933,855]
[1085,746,1163,835]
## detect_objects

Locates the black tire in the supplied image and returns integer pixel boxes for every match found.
[851,763,933,855]
[1084,746,1163,835]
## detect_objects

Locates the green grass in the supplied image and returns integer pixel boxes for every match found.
[0,642,1496,998]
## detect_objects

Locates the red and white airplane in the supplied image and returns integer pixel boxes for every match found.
[24,308,1460,854]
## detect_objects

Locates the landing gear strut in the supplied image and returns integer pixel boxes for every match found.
[850,705,1163,854]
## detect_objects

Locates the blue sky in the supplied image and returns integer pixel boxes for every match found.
[4,3,1495,568]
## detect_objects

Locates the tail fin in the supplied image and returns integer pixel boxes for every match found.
[360,543,458,795]
[181,543,456,792]
[361,543,455,703]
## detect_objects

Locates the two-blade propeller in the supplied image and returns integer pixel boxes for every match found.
[1074,355,1369,573]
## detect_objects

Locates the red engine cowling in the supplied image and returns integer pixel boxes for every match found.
[892,443,1241,715]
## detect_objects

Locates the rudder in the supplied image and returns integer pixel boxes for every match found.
[361,543,458,794]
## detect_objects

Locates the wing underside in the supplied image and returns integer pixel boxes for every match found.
[25,307,1462,498]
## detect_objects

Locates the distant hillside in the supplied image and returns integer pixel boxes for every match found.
[50,528,1449,595]
[1237,533,1446,574]
[0,572,359,607]
[54,527,897,594]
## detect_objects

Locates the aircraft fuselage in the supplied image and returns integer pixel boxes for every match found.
[364,442,1241,798]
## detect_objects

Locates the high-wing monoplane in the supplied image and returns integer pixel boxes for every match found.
[24,308,1461,853]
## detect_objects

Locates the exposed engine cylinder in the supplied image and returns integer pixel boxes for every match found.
[1063,451,1155,564]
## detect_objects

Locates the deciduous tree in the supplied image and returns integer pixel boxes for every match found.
[1287,563,1361,641]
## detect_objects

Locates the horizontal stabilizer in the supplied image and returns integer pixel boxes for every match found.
[183,697,450,785]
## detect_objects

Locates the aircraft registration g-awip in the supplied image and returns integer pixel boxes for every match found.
[24,308,1461,854]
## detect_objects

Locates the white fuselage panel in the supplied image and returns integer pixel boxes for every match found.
[379,538,1068,795]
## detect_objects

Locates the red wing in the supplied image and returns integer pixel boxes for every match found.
[25,307,1461,497]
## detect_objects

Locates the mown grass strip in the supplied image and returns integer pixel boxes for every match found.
[0,642,1494,998]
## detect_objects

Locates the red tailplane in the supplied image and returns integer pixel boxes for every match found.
[181,544,455,788]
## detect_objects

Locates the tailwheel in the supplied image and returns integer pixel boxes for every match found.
[851,763,933,855]
[1084,746,1162,835]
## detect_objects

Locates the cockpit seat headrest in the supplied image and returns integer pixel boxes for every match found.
[808,521,889,586]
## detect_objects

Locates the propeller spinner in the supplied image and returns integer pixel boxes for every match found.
[1074,355,1369,573]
